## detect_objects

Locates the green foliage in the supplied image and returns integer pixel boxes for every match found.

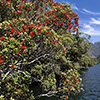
[58,69,83,100]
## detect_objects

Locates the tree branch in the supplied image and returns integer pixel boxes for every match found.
[16,54,50,66]
[33,91,58,100]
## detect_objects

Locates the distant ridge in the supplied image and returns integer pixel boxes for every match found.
[94,41,100,49]
[87,41,100,58]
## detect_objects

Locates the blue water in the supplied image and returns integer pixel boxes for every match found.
[79,63,100,100]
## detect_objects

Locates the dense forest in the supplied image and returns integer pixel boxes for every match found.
[0,0,99,100]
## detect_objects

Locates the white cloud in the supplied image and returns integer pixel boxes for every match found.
[90,18,100,25]
[83,9,100,15]
[84,24,94,31]
[61,1,79,11]
[71,4,79,10]
[81,24,100,35]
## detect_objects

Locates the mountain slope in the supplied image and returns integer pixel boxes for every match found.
[95,41,100,49]
[88,43,100,58]
[87,41,100,58]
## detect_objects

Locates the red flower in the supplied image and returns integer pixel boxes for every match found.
[47,19,50,23]
[38,27,42,31]
[16,5,22,7]
[10,2,12,4]
[15,30,20,34]
[58,24,61,26]
[15,88,17,90]
[10,35,13,37]
[66,98,68,100]
[38,16,40,19]
[30,23,34,26]
[5,24,9,27]
[29,25,32,28]
[74,27,76,31]
[74,78,78,83]
[44,2,46,5]
[11,27,14,30]
[32,27,35,29]
[58,38,60,41]
[54,41,58,44]
[18,51,21,53]
[23,52,25,54]
[30,31,34,36]
[64,50,66,53]
[20,46,26,49]
[34,23,36,25]
[37,32,40,35]
[6,1,10,4]
[22,5,25,7]
[14,11,17,13]
[2,1,5,3]
[47,31,50,33]
[44,32,47,34]
[11,30,14,33]
[66,75,68,78]
[39,23,43,26]
[21,29,25,32]
[76,32,79,36]
[8,6,11,8]
[22,40,25,43]
[22,24,25,27]
[20,2,23,4]
[65,79,67,82]
[19,9,22,12]
[73,84,76,87]
[48,38,52,40]
[7,82,9,84]
[10,65,14,68]
[70,25,73,29]
[52,42,54,44]
[68,89,70,92]
[25,26,28,29]
[0,36,4,40]
[28,7,31,10]
[0,59,3,63]
[7,31,10,34]
[0,56,3,59]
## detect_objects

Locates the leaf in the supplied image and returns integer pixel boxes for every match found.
[24,59,27,61]
[2,48,8,52]
[72,87,75,91]
[0,95,4,99]
[10,97,15,100]
[62,56,67,62]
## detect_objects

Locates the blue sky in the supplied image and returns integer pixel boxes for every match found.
[55,0,100,43]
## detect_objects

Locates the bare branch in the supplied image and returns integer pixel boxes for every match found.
[2,71,11,81]
[16,54,50,66]
[17,70,42,83]
[33,91,58,100]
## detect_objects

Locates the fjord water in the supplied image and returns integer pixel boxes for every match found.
[71,63,100,100]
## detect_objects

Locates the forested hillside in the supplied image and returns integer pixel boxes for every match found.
[88,41,100,58]
[95,41,100,49]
